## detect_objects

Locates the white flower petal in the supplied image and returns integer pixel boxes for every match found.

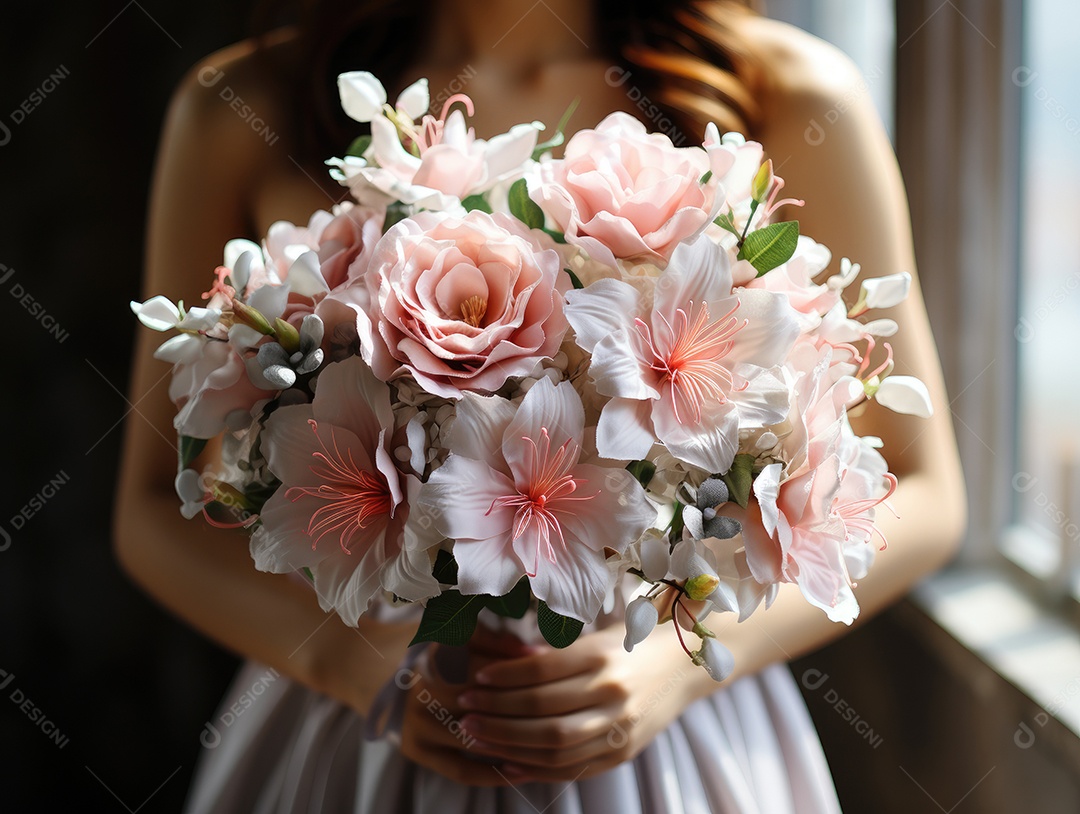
[861,272,911,310]
[396,78,429,121]
[874,375,933,418]
[338,71,387,122]
[131,296,180,331]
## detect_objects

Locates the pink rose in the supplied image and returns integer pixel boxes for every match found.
[533,112,738,268]
[327,210,569,399]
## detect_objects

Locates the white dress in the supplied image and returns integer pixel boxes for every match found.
[184,592,843,814]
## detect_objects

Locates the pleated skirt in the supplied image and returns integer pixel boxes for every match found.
[184,658,842,813]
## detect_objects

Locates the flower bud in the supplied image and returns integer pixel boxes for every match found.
[231,300,274,335]
[692,638,735,682]
[685,572,721,602]
[274,317,301,354]
[623,596,659,652]
[751,159,774,204]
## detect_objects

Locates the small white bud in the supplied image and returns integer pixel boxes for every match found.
[623,596,659,652]
[692,637,735,682]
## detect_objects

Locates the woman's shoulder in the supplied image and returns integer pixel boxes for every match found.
[165,29,299,145]
[738,14,866,100]
[732,14,888,157]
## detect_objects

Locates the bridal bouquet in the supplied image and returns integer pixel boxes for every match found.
[132,72,931,680]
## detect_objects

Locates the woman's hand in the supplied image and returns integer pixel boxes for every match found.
[454,623,696,784]
[397,630,541,787]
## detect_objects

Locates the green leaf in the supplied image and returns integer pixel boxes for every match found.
[178,436,208,470]
[433,549,459,586]
[485,578,531,619]
[737,221,799,276]
[536,601,584,648]
[700,170,713,185]
[345,135,372,158]
[668,499,685,542]
[720,453,756,509]
[564,267,584,290]
[542,228,567,244]
[410,590,484,646]
[626,460,656,489]
[461,194,492,213]
[508,178,545,230]
[382,201,410,234]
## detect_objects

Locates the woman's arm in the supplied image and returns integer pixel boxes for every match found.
[439,32,968,783]
[113,46,414,717]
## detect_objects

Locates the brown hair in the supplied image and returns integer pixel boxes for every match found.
[251,0,763,163]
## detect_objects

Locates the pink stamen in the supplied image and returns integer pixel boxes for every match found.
[863,342,894,381]
[414,93,477,155]
[202,266,235,302]
[286,419,392,554]
[761,176,805,220]
[485,428,596,577]
[832,471,898,551]
[635,300,746,424]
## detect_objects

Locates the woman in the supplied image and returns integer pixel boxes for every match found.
[114,0,967,810]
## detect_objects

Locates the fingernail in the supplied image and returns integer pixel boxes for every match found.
[475,669,492,684]
[457,692,478,709]
[460,714,479,734]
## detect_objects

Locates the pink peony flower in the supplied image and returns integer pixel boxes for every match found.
[250,356,438,624]
[418,378,656,623]
[327,210,570,400]
[532,112,740,268]
[564,237,799,474]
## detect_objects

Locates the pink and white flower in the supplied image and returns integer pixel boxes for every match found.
[418,378,656,622]
[250,356,438,623]
[732,346,896,623]
[532,112,740,268]
[329,209,570,400]
[564,237,799,473]
[330,73,543,211]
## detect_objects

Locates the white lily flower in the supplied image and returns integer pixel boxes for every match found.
[874,375,934,418]
[623,596,659,652]
[337,71,387,123]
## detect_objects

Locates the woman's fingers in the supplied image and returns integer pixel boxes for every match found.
[473,644,604,688]
[458,670,628,718]
[469,726,627,771]
[461,705,619,751]
[466,625,541,660]
[406,743,511,787]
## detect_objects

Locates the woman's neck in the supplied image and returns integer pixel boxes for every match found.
[428,0,597,71]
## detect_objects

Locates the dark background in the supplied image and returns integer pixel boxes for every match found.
[0,4,250,810]
[2,3,1077,812]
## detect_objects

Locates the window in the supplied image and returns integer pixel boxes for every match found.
[1004,0,1080,600]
